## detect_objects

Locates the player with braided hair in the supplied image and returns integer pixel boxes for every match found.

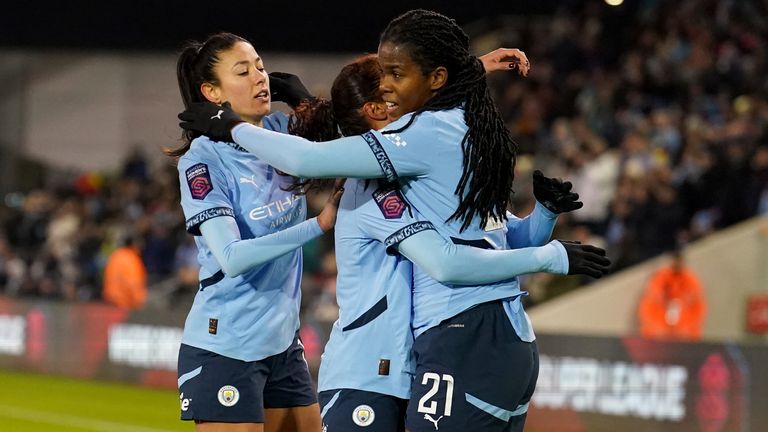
[377,10,518,232]
[262,54,598,432]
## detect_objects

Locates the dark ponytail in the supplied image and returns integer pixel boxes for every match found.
[380,10,518,231]
[166,32,248,158]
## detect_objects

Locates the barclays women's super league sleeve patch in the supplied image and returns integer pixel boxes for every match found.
[186,163,213,200]
[372,183,408,219]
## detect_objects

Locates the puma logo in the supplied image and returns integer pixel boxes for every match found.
[424,414,444,430]
[239,175,258,187]
[210,110,224,120]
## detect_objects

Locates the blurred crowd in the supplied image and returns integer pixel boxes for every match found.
[1,1,768,329]
[0,148,190,305]
[0,148,337,312]
[484,0,768,304]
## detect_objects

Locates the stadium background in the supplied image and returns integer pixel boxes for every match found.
[1,0,767,430]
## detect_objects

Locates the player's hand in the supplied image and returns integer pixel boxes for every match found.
[178,101,243,142]
[533,170,583,214]
[317,179,346,232]
[269,72,313,108]
[479,48,530,76]
[558,240,611,278]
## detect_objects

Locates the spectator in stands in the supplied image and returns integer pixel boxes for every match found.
[637,248,707,340]
[748,145,768,216]
[102,236,147,310]
[122,144,149,182]
[0,237,26,296]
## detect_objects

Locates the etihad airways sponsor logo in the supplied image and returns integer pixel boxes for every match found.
[249,195,302,221]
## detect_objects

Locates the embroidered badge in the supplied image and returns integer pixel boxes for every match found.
[372,184,407,219]
[352,405,375,427]
[217,385,239,407]
[186,163,213,200]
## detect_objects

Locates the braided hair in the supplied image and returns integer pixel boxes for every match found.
[380,10,518,231]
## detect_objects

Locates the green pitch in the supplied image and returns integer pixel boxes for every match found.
[0,370,189,431]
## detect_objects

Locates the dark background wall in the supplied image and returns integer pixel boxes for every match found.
[0,0,635,52]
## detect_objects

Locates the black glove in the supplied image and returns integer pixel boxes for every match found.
[178,101,243,143]
[269,72,313,108]
[532,170,583,214]
[559,240,611,278]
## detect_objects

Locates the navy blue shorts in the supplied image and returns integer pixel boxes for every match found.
[319,389,407,432]
[406,301,539,432]
[177,332,317,423]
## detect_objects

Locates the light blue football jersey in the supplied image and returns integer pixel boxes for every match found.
[177,113,308,361]
[366,108,538,340]
[318,178,425,399]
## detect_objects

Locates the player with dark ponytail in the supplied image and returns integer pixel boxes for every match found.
[169,32,344,432]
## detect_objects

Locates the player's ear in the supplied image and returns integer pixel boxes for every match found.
[362,101,388,122]
[201,82,221,104]
[428,66,448,92]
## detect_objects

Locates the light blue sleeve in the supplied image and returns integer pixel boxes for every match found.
[366,113,436,180]
[200,215,323,277]
[506,201,559,248]
[230,123,428,180]
[178,149,234,235]
[397,229,569,285]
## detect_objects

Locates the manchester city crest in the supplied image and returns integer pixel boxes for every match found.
[352,404,375,427]
[217,385,240,407]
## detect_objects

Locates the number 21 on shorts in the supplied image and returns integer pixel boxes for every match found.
[417,372,454,420]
